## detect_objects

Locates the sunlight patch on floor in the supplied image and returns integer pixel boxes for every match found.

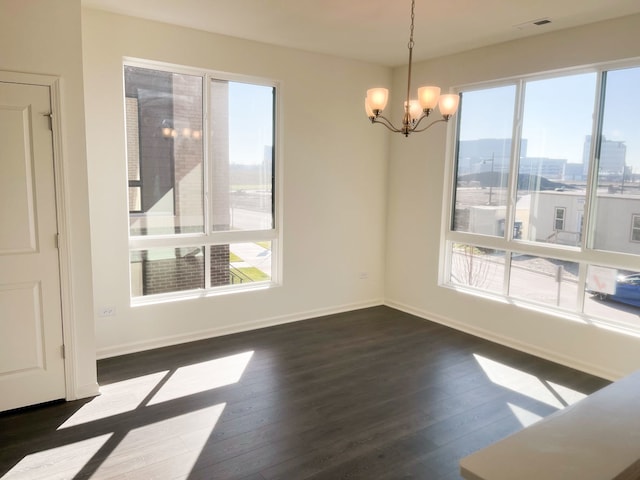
[57,371,169,429]
[148,351,254,405]
[474,354,587,408]
[507,402,544,427]
[3,433,113,480]
[91,403,225,479]
[546,379,588,405]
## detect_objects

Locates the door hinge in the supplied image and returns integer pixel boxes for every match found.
[55,233,60,249]
[42,112,53,131]
[61,345,66,359]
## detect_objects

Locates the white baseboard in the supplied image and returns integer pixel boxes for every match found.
[96,299,384,359]
[96,296,623,380]
[385,299,621,381]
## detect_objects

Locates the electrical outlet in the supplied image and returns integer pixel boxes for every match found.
[98,306,116,317]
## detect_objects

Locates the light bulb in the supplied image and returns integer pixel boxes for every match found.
[365,98,375,118]
[366,88,389,112]
[418,86,440,110]
[439,94,460,117]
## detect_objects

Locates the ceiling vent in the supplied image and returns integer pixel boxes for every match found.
[513,17,552,30]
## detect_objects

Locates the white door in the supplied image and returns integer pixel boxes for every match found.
[0,81,66,411]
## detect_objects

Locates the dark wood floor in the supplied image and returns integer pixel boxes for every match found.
[0,306,609,479]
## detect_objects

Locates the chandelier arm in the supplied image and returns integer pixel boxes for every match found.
[371,115,403,133]
[410,111,432,130]
[411,118,449,133]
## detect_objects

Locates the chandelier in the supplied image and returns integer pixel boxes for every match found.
[365,0,460,137]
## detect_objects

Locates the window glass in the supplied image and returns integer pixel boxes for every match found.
[516,73,596,247]
[591,67,640,255]
[125,66,204,236]
[210,80,274,232]
[452,85,516,236]
[130,247,204,297]
[554,207,565,231]
[632,215,640,243]
[509,255,578,309]
[449,243,505,294]
[213,241,272,287]
[584,265,640,325]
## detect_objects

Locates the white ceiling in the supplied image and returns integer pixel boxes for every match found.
[82,0,640,67]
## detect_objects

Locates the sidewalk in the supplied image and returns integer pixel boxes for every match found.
[230,242,272,277]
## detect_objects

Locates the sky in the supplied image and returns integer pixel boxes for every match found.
[225,65,640,169]
[459,66,640,170]
[228,82,274,166]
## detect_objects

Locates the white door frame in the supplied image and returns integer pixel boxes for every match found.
[1,70,80,401]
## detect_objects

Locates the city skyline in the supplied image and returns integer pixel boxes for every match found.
[457,135,630,181]
[459,66,640,171]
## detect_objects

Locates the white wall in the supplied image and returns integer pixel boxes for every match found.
[385,14,640,380]
[528,192,584,245]
[593,196,640,255]
[0,0,98,397]
[81,9,390,357]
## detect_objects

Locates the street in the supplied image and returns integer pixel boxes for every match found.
[451,250,640,326]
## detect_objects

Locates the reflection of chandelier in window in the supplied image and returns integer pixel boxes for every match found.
[161,119,201,139]
[365,0,460,137]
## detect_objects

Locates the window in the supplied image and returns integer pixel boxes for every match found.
[591,67,640,254]
[452,85,516,236]
[517,73,596,247]
[632,215,640,243]
[445,63,640,327]
[554,207,566,231]
[124,62,278,300]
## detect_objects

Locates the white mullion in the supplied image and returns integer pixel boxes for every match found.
[505,79,525,243]
[442,240,453,285]
[503,250,512,296]
[203,243,211,290]
[576,70,608,313]
[575,69,606,310]
[272,82,282,284]
[439,90,462,286]
[576,262,588,313]
[129,234,208,250]
[582,70,606,252]
[203,73,212,289]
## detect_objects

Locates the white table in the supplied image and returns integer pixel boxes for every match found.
[460,370,640,480]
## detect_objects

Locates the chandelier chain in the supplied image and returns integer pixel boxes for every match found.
[405,0,416,117]
[408,0,415,49]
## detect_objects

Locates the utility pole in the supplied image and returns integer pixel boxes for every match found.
[483,153,495,205]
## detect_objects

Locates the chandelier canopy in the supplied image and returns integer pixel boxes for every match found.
[365,0,460,137]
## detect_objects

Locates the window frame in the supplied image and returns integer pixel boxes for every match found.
[554,207,566,232]
[124,58,282,304]
[441,58,640,330]
[631,214,640,243]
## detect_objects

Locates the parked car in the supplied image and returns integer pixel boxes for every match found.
[589,273,640,307]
